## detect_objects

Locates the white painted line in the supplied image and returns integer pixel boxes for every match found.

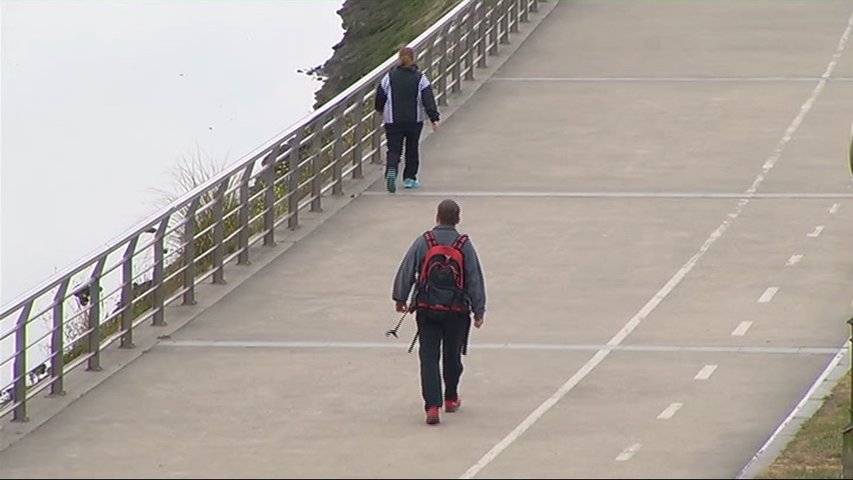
[758,287,779,303]
[731,321,753,336]
[159,340,840,355]
[615,443,642,462]
[362,191,853,199]
[807,225,825,237]
[736,344,849,478]
[694,365,718,380]
[830,203,841,214]
[459,350,610,479]
[785,254,803,266]
[493,76,853,83]
[657,402,684,420]
[461,8,850,478]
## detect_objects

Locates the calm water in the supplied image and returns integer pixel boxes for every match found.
[1,0,344,306]
[0,0,344,387]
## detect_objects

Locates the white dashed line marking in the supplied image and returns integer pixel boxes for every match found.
[732,321,753,336]
[657,402,684,420]
[758,287,779,303]
[616,443,642,462]
[694,365,718,380]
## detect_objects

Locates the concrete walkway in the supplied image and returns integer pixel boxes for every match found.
[3,1,853,478]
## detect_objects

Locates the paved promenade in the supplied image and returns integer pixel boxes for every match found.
[3,1,853,478]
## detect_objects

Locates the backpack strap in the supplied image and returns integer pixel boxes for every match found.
[451,234,469,251]
[423,231,438,248]
[418,231,438,290]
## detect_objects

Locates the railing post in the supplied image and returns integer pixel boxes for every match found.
[12,302,33,422]
[353,104,365,179]
[510,0,519,33]
[452,21,462,93]
[288,131,302,229]
[212,181,228,284]
[422,44,434,80]
[119,238,138,349]
[438,32,449,106]
[372,109,383,165]
[530,0,539,14]
[50,280,70,396]
[182,199,199,305]
[310,125,323,212]
[489,2,499,55]
[86,257,107,370]
[237,164,253,265]
[332,107,344,196]
[521,0,529,22]
[263,144,280,246]
[465,6,476,80]
[477,3,488,68]
[500,0,510,43]
[152,217,168,326]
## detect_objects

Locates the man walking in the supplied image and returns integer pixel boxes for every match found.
[392,199,487,425]
[374,46,441,193]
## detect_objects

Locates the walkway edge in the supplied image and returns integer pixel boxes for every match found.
[736,342,851,478]
[0,0,559,454]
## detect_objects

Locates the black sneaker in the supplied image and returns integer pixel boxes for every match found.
[386,168,397,193]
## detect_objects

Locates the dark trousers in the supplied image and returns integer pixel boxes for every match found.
[385,122,424,180]
[416,310,470,410]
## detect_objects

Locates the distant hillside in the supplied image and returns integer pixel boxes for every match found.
[308,0,460,109]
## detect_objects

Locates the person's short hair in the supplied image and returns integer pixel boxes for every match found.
[437,199,460,226]
[398,46,416,67]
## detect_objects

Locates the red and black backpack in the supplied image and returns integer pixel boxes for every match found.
[416,231,470,312]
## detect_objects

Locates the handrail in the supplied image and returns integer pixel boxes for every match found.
[0,0,542,422]
[0,0,474,317]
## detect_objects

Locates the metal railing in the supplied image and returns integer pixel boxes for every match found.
[0,0,542,422]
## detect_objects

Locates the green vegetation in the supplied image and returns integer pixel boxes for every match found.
[310,0,461,108]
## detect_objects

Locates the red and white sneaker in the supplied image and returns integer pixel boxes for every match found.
[445,398,462,413]
[426,406,441,425]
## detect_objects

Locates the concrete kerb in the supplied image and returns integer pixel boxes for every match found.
[737,343,851,478]
[0,0,559,454]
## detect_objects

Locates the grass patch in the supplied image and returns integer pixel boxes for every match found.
[759,373,849,479]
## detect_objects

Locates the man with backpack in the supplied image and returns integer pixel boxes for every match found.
[392,199,487,425]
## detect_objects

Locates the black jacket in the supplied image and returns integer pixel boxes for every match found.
[374,65,440,125]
